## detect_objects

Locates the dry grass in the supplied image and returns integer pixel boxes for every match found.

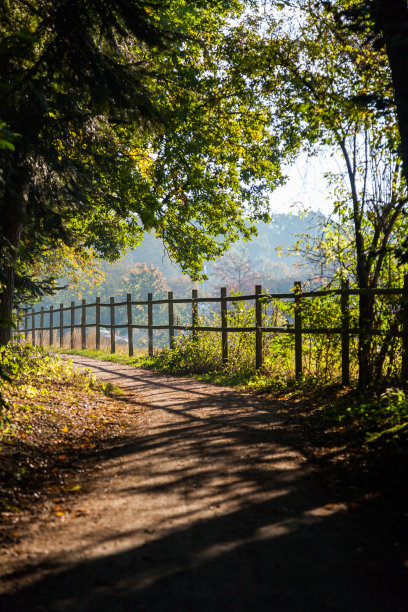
[20,328,148,357]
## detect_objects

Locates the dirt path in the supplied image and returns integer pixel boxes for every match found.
[1,355,405,611]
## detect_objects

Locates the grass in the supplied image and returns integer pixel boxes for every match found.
[51,346,147,365]
[48,346,293,392]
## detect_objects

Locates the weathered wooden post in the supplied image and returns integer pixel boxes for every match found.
[49,305,54,347]
[31,309,35,345]
[127,293,133,357]
[110,296,115,354]
[192,289,198,341]
[255,284,263,370]
[341,279,350,386]
[70,302,75,349]
[168,291,175,349]
[59,304,64,348]
[221,287,228,365]
[402,274,408,381]
[81,299,86,350]
[148,293,153,356]
[95,297,100,350]
[294,281,302,380]
[40,307,44,347]
[24,310,28,342]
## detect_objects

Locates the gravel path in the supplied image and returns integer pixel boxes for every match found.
[1,355,405,611]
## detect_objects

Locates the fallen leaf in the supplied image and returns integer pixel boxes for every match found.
[55,511,65,517]
[66,484,82,492]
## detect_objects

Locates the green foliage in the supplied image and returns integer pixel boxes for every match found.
[0,344,54,428]
[0,343,108,431]
[227,1,407,387]
[327,386,408,447]
[0,122,16,152]
[135,281,407,388]
[0,0,295,312]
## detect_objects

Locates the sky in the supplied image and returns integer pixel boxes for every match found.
[269,152,343,216]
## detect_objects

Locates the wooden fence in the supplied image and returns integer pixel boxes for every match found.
[15,280,408,384]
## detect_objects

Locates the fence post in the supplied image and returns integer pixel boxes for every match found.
[95,297,100,350]
[81,299,86,350]
[70,301,75,349]
[148,293,153,356]
[110,296,115,354]
[192,289,198,341]
[221,287,228,365]
[31,309,35,345]
[40,307,44,347]
[402,274,408,381]
[24,310,28,342]
[255,285,263,370]
[127,293,133,357]
[49,305,54,347]
[15,314,20,344]
[168,291,175,349]
[294,281,302,380]
[59,303,63,348]
[341,279,350,386]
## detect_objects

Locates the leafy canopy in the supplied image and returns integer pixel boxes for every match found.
[0,0,297,289]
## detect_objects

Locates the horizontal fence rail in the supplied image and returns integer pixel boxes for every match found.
[14,279,408,384]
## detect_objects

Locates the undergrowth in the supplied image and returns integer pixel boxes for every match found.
[0,344,121,435]
[325,385,408,449]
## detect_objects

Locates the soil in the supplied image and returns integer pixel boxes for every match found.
[0,354,407,611]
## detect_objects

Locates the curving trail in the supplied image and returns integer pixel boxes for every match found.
[0,355,405,611]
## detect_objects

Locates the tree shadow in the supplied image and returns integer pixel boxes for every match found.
[2,358,406,611]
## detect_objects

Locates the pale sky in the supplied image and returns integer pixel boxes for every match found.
[269,152,343,216]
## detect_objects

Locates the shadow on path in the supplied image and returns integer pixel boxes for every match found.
[1,356,406,611]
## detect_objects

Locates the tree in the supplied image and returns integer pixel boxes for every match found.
[327,0,408,264]
[212,250,260,294]
[0,1,296,343]
[323,1,408,196]
[228,1,407,384]
[123,263,169,301]
[293,127,408,382]
[17,244,104,304]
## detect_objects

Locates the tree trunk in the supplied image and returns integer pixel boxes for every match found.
[357,292,374,388]
[339,138,374,388]
[0,168,29,345]
[375,0,408,192]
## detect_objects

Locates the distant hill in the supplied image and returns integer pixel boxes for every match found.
[32,212,324,307]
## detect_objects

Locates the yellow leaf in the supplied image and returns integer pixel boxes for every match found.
[66,484,82,492]
[61,426,68,433]
[55,511,65,517]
